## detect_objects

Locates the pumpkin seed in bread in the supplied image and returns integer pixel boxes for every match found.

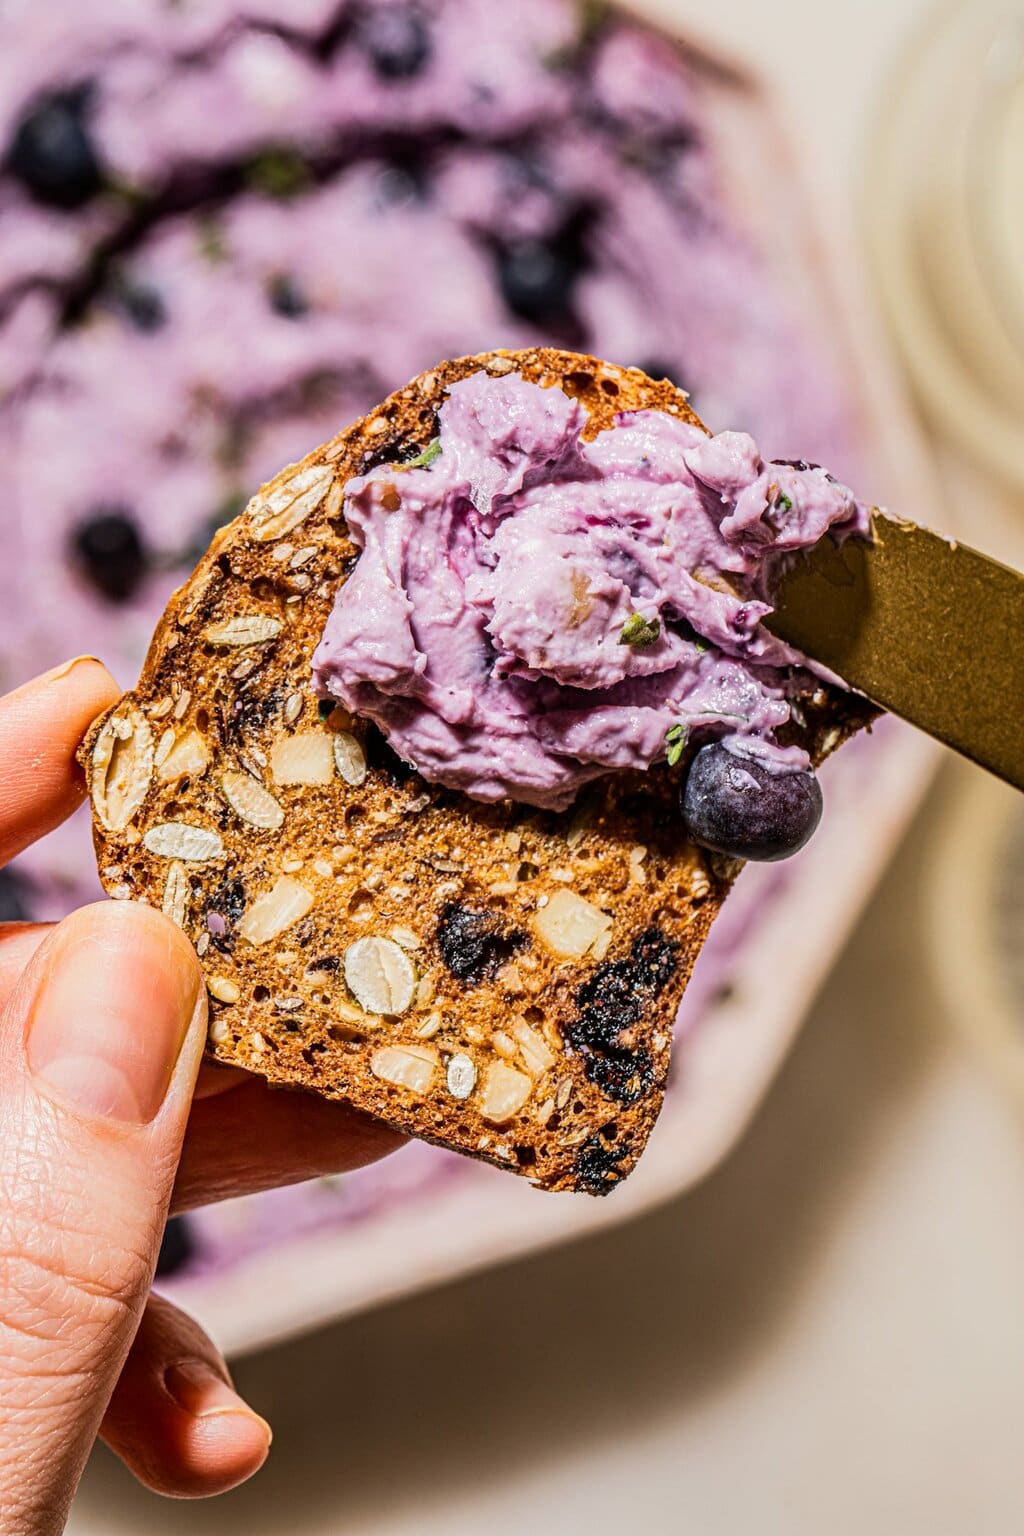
[81,349,875,1193]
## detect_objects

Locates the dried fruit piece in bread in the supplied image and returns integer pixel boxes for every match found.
[81,349,875,1193]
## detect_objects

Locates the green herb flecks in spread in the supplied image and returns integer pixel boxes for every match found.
[619,612,661,648]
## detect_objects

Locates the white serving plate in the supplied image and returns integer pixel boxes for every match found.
[162,12,946,1357]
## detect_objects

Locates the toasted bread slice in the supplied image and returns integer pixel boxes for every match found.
[80,349,874,1193]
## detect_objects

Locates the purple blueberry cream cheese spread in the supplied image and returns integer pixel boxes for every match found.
[314,372,869,820]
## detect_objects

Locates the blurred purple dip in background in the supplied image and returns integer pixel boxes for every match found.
[0,0,870,1277]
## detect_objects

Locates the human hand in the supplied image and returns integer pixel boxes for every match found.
[0,659,402,1531]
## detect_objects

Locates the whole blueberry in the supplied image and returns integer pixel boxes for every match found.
[498,238,577,326]
[681,742,823,862]
[71,509,147,603]
[357,5,431,80]
[8,90,103,209]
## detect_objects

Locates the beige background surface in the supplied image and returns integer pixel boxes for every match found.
[70,0,1024,1530]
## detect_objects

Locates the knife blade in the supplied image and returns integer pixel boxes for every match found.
[764,512,1024,793]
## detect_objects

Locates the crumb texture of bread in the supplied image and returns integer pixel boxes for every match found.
[81,349,874,1193]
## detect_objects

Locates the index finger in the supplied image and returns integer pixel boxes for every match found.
[0,657,120,866]
[173,1075,403,1211]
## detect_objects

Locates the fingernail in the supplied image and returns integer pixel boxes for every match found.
[27,906,201,1124]
[42,654,106,683]
[165,1360,273,1439]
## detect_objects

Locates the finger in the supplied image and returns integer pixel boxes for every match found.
[0,901,207,1534]
[173,1075,404,1212]
[101,1292,270,1499]
[193,1059,251,1101]
[0,935,400,1211]
[0,657,120,866]
[0,924,51,1009]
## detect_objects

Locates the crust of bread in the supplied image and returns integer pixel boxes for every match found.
[80,349,875,1193]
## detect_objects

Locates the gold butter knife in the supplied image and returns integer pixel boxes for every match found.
[765,513,1024,793]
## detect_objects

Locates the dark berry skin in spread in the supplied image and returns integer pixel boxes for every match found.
[681,742,823,862]
[8,89,103,209]
[268,274,310,319]
[498,238,579,327]
[356,4,432,80]
[114,280,168,333]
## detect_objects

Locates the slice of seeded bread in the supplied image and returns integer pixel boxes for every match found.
[80,348,875,1193]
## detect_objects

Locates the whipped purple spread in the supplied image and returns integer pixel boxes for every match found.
[314,372,868,810]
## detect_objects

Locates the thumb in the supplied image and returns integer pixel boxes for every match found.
[0,901,206,1536]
